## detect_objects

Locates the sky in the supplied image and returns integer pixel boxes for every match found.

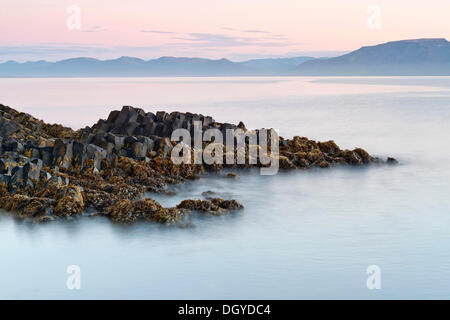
[1,0,449,62]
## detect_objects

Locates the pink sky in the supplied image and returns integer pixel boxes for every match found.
[1,0,449,61]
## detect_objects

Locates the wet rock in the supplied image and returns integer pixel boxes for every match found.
[387,157,399,165]
[62,141,74,169]
[339,150,362,165]
[353,148,372,164]
[111,106,145,133]
[106,110,120,123]
[202,190,219,200]
[108,133,125,152]
[279,156,296,169]
[38,137,55,148]
[54,186,84,217]
[8,166,26,193]
[0,115,20,137]
[72,141,87,166]
[40,170,52,181]
[0,174,11,187]
[3,138,24,154]
[319,160,331,168]
[40,147,53,167]
[154,137,173,158]
[0,194,56,217]
[176,198,243,215]
[37,216,54,223]
[0,103,396,225]
[306,149,325,163]
[318,140,341,155]
[23,161,41,182]
[129,141,146,159]
[86,144,107,170]
[0,159,7,174]
[237,121,246,131]
[52,139,66,166]
[138,136,154,153]
[106,198,184,224]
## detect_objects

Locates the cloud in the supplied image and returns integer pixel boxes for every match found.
[244,30,270,34]
[81,26,108,33]
[169,32,300,48]
[0,27,313,62]
[140,30,177,34]
[0,44,166,62]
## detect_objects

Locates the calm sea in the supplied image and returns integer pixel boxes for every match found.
[1,76,450,299]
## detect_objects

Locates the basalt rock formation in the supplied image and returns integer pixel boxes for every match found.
[0,104,396,225]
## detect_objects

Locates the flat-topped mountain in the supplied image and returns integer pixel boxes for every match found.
[294,38,450,75]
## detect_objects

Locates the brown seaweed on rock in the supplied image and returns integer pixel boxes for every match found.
[0,103,396,225]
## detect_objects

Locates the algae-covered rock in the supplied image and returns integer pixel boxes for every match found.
[0,103,396,225]
[176,198,243,215]
[54,186,84,217]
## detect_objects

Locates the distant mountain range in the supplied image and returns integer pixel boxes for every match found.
[0,55,314,77]
[1,38,450,77]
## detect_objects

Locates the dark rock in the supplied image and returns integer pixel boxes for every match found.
[113,106,145,129]
[176,198,243,214]
[156,111,168,122]
[8,166,25,193]
[40,147,53,167]
[3,138,24,154]
[0,115,20,137]
[39,170,52,181]
[106,133,125,152]
[124,136,138,149]
[137,136,154,153]
[23,159,42,182]
[86,144,107,170]
[353,148,372,164]
[155,137,172,158]
[202,190,219,200]
[387,157,399,165]
[52,139,66,167]
[279,156,296,169]
[129,141,145,159]
[0,159,7,174]
[37,216,54,223]
[123,121,140,136]
[0,159,18,175]
[204,116,214,127]
[72,141,87,166]
[91,119,109,134]
[106,110,120,124]
[318,140,341,155]
[62,141,74,169]
[339,150,362,165]
[0,174,11,187]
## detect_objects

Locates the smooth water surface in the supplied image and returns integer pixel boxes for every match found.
[0,76,450,299]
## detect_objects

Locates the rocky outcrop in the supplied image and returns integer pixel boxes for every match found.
[177,198,244,215]
[0,104,396,225]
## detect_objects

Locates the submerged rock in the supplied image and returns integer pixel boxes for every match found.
[176,198,244,215]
